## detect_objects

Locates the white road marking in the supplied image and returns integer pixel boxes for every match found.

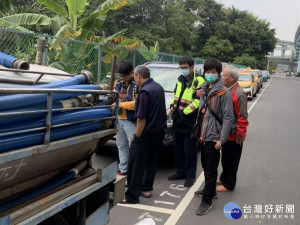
[138,212,163,222]
[164,172,205,225]
[169,184,186,191]
[117,203,174,214]
[160,191,180,198]
[154,200,175,205]
[248,79,272,114]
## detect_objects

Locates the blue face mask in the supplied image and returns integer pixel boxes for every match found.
[180,69,190,77]
[205,74,218,83]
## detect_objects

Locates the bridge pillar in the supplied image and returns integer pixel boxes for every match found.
[290,50,295,62]
[281,49,285,58]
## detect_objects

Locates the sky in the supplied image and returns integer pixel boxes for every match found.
[216,0,300,42]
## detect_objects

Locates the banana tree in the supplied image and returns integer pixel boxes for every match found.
[0,0,140,76]
[0,0,137,39]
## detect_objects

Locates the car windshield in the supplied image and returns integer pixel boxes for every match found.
[249,71,257,77]
[239,74,251,81]
[148,67,181,92]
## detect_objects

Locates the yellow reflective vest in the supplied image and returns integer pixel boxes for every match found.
[170,71,205,115]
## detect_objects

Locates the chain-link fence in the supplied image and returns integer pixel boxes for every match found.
[0,27,245,82]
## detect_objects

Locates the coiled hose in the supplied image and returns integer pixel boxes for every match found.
[22,74,88,88]
[0,52,30,70]
[0,101,64,125]
[0,84,101,111]
[0,108,111,134]
[0,121,103,153]
[0,97,110,126]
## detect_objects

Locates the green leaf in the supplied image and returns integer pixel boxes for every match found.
[51,16,67,35]
[55,24,77,38]
[102,48,129,64]
[98,0,138,15]
[37,0,68,18]
[0,13,52,30]
[66,0,88,29]
[66,0,87,17]
[0,21,32,33]
[101,29,127,44]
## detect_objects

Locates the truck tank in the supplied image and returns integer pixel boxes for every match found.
[0,54,123,224]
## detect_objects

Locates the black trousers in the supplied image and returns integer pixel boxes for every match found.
[200,142,220,204]
[219,141,243,190]
[173,131,197,179]
[125,131,164,203]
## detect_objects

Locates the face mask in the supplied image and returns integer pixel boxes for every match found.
[180,69,190,77]
[205,74,218,83]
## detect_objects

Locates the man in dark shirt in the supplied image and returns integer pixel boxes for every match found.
[122,65,167,204]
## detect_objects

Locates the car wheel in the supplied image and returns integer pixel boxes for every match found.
[249,90,253,100]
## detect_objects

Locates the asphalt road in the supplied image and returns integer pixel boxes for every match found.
[92,73,300,225]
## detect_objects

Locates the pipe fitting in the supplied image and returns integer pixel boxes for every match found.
[12,59,30,70]
[80,70,94,84]
[97,83,109,90]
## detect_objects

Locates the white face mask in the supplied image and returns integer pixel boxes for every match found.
[181,69,190,77]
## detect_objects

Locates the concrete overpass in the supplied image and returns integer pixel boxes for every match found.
[268,39,298,72]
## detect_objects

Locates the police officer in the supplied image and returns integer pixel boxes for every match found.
[168,56,205,187]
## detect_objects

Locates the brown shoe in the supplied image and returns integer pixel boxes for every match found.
[216,179,223,185]
[216,185,231,192]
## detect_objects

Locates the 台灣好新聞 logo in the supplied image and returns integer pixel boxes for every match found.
[223,202,242,219]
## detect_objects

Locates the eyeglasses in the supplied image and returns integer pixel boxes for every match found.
[179,66,190,70]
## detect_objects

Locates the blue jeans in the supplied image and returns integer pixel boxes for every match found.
[116,119,136,173]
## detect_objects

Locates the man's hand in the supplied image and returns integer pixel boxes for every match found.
[213,140,222,150]
[135,118,146,138]
[111,102,116,110]
[170,106,175,113]
[236,136,244,145]
[111,102,123,110]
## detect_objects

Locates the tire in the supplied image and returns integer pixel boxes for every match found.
[249,90,253,100]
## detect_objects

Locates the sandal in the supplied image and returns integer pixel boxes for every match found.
[216,185,232,192]
[140,192,152,198]
[216,179,223,185]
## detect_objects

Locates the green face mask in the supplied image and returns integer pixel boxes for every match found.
[205,74,218,83]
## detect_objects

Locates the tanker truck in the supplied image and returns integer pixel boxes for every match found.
[0,52,124,225]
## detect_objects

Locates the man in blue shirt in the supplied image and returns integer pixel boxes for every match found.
[122,65,167,204]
